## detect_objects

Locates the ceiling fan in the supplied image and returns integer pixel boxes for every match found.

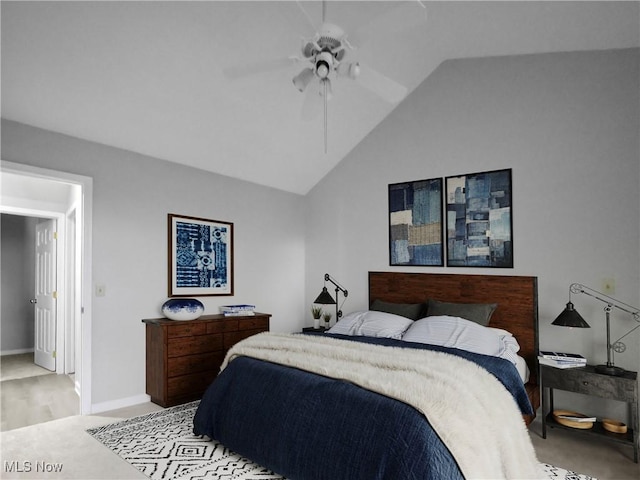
[291,1,414,152]
[292,2,410,99]
[225,1,425,152]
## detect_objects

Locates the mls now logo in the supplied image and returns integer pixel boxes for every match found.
[4,460,63,473]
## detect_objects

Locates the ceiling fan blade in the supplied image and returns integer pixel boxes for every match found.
[295,0,321,34]
[301,79,323,121]
[349,1,428,49]
[356,63,408,104]
[224,57,296,80]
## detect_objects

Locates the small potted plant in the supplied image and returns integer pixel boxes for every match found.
[322,312,332,329]
[311,306,323,329]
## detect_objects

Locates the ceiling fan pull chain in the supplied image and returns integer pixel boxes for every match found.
[324,80,328,153]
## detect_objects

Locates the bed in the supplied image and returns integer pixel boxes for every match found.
[193,272,542,479]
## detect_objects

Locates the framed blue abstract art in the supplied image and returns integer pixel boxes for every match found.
[388,177,444,266]
[168,214,234,296]
[445,168,513,268]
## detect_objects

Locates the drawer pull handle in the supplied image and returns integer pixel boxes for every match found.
[582,381,589,386]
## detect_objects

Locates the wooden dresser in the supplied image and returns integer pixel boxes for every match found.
[142,312,270,407]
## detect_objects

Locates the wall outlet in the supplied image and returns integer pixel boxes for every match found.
[95,284,106,297]
[602,278,615,295]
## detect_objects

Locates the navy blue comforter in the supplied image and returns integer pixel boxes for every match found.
[193,333,532,480]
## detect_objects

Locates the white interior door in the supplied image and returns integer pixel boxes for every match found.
[35,218,57,371]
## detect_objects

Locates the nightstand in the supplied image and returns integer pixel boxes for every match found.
[302,326,327,333]
[540,363,638,462]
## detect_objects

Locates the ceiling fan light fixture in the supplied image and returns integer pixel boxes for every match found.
[293,67,315,92]
[315,51,334,79]
[337,62,360,79]
[301,41,316,58]
[316,62,329,78]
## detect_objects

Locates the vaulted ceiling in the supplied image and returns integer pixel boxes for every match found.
[2,1,638,194]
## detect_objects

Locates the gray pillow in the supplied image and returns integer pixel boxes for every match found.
[370,299,426,320]
[426,298,497,326]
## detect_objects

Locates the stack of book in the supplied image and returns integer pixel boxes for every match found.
[538,351,587,369]
[220,304,256,316]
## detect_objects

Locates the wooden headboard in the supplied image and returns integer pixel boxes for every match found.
[368,271,539,385]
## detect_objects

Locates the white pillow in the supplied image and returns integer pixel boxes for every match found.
[486,327,521,365]
[487,327,514,337]
[402,315,521,365]
[326,311,368,336]
[354,311,414,339]
[327,310,413,339]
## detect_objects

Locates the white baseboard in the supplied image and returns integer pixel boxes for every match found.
[0,348,34,356]
[91,394,152,414]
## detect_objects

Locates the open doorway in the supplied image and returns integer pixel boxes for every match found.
[2,214,63,372]
[0,161,93,416]
[2,215,54,367]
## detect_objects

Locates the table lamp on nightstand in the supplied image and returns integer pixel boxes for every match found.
[314,273,348,326]
[552,283,640,376]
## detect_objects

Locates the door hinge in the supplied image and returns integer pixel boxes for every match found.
[52,291,58,299]
[53,232,58,240]
[53,351,57,359]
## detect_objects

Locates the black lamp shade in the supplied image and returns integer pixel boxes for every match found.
[314,287,336,305]
[551,302,591,328]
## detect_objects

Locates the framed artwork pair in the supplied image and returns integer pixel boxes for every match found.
[389,168,513,268]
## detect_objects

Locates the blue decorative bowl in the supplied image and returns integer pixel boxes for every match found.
[162,298,204,321]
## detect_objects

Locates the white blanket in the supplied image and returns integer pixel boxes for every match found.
[223,332,544,480]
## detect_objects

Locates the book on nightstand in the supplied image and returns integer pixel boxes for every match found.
[538,356,586,369]
[539,351,587,363]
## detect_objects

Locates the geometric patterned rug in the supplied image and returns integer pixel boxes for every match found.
[541,463,596,480]
[86,401,284,480]
[87,401,596,480]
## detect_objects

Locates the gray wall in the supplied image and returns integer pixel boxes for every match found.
[306,48,640,419]
[1,122,306,408]
[1,214,37,353]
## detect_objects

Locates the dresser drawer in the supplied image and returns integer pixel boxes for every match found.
[168,370,217,400]
[543,366,637,402]
[224,328,266,349]
[168,351,226,377]
[167,322,207,338]
[239,317,269,331]
[168,333,223,357]
[206,319,239,334]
